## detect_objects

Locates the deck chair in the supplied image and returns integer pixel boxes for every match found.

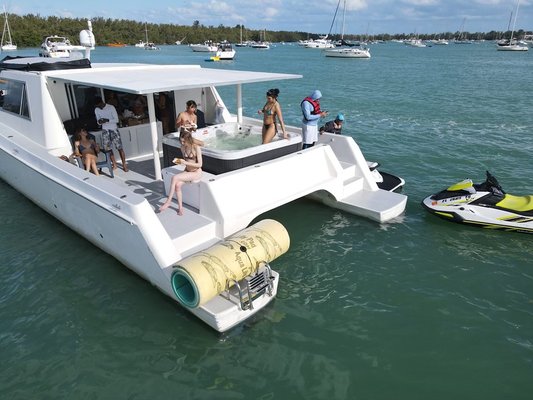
[69,133,114,178]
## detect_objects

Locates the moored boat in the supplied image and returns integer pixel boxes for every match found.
[0,22,407,333]
[190,40,218,52]
[39,35,86,58]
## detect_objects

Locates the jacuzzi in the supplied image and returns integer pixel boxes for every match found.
[162,122,302,175]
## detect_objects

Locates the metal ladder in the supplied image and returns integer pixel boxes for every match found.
[225,262,275,310]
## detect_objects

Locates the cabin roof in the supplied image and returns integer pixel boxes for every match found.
[44,63,302,94]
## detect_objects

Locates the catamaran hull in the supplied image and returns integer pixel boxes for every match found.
[0,141,278,332]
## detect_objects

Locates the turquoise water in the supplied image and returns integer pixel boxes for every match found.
[1,43,533,399]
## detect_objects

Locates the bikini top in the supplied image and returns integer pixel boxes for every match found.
[78,142,96,153]
[263,103,275,116]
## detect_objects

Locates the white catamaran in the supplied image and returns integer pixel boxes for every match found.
[0,22,407,332]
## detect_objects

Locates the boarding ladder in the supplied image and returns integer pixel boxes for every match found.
[224,262,275,311]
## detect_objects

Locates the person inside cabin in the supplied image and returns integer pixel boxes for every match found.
[300,89,328,149]
[319,113,344,135]
[155,92,173,135]
[104,90,121,113]
[158,128,203,216]
[176,100,204,146]
[73,128,100,176]
[258,88,288,144]
[94,96,129,172]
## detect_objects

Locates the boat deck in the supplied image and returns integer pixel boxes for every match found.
[100,156,220,256]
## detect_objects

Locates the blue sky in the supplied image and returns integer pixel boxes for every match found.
[7,0,533,35]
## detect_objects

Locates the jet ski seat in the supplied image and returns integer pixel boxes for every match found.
[496,194,533,214]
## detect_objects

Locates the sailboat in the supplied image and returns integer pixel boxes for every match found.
[323,0,370,58]
[143,23,159,50]
[235,25,248,47]
[497,0,528,51]
[1,7,16,51]
[454,18,473,44]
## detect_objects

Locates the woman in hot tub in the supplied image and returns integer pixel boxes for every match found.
[159,128,203,216]
[258,88,288,144]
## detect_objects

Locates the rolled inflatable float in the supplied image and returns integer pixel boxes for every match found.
[171,219,290,308]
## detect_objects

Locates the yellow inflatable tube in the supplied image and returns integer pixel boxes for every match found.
[171,219,290,308]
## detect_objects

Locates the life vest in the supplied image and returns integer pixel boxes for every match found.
[301,97,321,120]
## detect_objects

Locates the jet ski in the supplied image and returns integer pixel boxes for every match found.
[422,171,533,233]
[367,161,405,192]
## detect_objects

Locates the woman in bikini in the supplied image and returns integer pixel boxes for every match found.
[73,128,100,176]
[159,128,203,216]
[258,88,287,144]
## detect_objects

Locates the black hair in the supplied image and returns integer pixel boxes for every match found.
[266,88,280,98]
[186,100,197,109]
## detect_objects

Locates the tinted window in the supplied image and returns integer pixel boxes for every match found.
[1,79,30,118]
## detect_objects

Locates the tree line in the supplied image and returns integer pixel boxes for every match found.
[3,14,531,47]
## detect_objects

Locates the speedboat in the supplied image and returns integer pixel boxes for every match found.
[39,35,87,58]
[0,21,407,333]
[213,41,235,60]
[422,171,533,234]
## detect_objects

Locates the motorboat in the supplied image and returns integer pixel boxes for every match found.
[0,22,407,333]
[189,41,218,52]
[305,37,335,49]
[213,41,235,60]
[134,40,146,48]
[39,35,86,58]
[324,47,371,58]
[422,171,533,234]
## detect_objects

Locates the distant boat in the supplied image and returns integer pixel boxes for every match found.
[214,41,235,60]
[251,29,271,49]
[106,43,126,47]
[1,7,16,51]
[175,36,186,45]
[497,0,528,52]
[136,23,159,50]
[323,0,371,58]
[454,18,473,44]
[39,35,86,58]
[190,40,218,52]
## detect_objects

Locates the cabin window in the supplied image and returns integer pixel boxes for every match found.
[0,79,30,119]
[71,84,99,120]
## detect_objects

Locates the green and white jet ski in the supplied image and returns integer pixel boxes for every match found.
[422,171,533,233]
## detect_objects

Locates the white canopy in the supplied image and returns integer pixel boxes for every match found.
[44,64,302,94]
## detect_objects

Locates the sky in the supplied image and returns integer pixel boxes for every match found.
[7,0,533,35]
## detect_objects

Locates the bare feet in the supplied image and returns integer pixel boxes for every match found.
[158,202,170,212]
[123,165,129,172]
[177,208,183,216]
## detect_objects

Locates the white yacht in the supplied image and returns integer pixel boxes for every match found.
[324,47,371,58]
[0,22,407,333]
[39,35,87,58]
[213,41,235,60]
[189,41,218,52]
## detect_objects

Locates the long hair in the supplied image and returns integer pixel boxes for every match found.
[266,88,280,99]
[73,127,87,142]
[179,128,196,156]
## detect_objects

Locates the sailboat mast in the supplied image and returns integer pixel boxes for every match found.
[341,0,346,40]
[510,0,521,42]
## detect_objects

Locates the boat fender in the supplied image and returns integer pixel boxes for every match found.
[171,219,290,308]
